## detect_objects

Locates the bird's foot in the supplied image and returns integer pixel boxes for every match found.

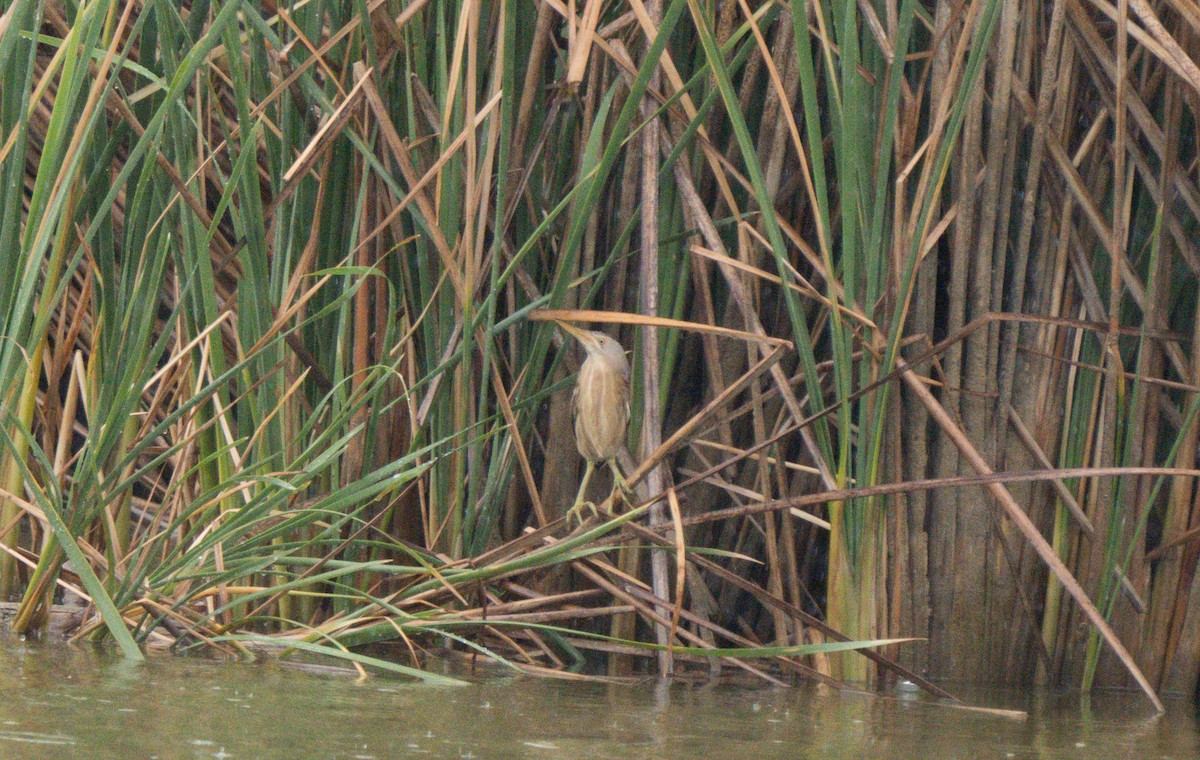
[608,480,633,511]
[565,499,600,527]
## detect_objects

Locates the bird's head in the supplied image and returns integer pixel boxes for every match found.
[555,320,629,375]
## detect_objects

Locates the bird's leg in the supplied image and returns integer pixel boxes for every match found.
[606,459,631,509]
[566,460,598,525]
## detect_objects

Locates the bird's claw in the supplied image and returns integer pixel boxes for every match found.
[566,499,600,527]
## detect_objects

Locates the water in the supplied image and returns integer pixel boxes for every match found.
[0,640,1195,758]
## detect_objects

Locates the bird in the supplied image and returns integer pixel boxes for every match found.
[554,320,631,524]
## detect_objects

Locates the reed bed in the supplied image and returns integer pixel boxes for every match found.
[2,0,1200,710]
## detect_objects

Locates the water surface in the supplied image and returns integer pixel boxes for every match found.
[0,640,1194,758]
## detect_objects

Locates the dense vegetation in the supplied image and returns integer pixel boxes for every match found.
[3,0,1199,710]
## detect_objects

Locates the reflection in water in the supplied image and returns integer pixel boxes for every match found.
[0,639,1195,758]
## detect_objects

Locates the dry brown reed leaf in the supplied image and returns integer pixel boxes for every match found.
[531,308,792,349]
[689,244,877,329]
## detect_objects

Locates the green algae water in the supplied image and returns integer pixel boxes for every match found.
[0,640,1195,759]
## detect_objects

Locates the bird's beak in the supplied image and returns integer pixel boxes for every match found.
[553,319,590,344]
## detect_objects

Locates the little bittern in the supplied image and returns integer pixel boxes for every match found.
[555,320,631,523]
